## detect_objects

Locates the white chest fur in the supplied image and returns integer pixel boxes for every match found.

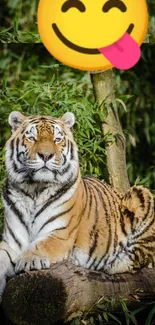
[3,180,79,254]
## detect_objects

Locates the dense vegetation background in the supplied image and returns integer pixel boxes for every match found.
[0,0,155,42]
[0,44,155,231]
[0,2,155,324]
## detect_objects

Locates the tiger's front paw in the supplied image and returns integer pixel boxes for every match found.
[0,249,15,302]
[15,255,51,274]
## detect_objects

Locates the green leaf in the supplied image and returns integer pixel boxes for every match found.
[107,312,122,325]
[103,312,109,322]
[145,305,155,325]
[116,98,127,112]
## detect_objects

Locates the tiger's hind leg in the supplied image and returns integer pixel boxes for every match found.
[106,185,155,275]
[103,251,138,275]
[103,242,151,275]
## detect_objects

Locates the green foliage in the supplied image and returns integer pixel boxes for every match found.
[0,0,40,42]
[145,305,155,325]
[69,297,155,325]
[114,44,155,189]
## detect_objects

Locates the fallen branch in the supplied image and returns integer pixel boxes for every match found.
[2,262,155,325]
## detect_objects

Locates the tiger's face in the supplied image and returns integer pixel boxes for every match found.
[6,111,78,183]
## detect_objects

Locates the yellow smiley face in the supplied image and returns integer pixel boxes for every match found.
[37,0,148,71]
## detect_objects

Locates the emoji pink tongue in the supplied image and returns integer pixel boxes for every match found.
[98,33,141,70]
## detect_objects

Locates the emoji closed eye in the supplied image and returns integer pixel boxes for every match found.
[61,0,86,12]
[102,0,127,13]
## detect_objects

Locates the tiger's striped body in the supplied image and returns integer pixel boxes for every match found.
[0,111,155,299]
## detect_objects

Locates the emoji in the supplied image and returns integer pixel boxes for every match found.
[37,0,148,71]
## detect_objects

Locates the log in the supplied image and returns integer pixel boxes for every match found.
[2,261,155,325]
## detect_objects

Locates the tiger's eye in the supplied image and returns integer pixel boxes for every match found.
[55,137,63,143]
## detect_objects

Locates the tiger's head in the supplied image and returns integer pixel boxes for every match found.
[6,111,79,184]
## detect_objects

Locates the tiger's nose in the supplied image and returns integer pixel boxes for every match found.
[38,152,54,162]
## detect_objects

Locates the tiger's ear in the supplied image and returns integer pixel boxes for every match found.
[62,112,75,129]
[8,111,25,132]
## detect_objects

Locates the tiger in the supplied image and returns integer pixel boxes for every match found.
[0,110,155,300]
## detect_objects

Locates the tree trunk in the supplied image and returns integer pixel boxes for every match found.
[91,70,130,194]
[2,262,155,325]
